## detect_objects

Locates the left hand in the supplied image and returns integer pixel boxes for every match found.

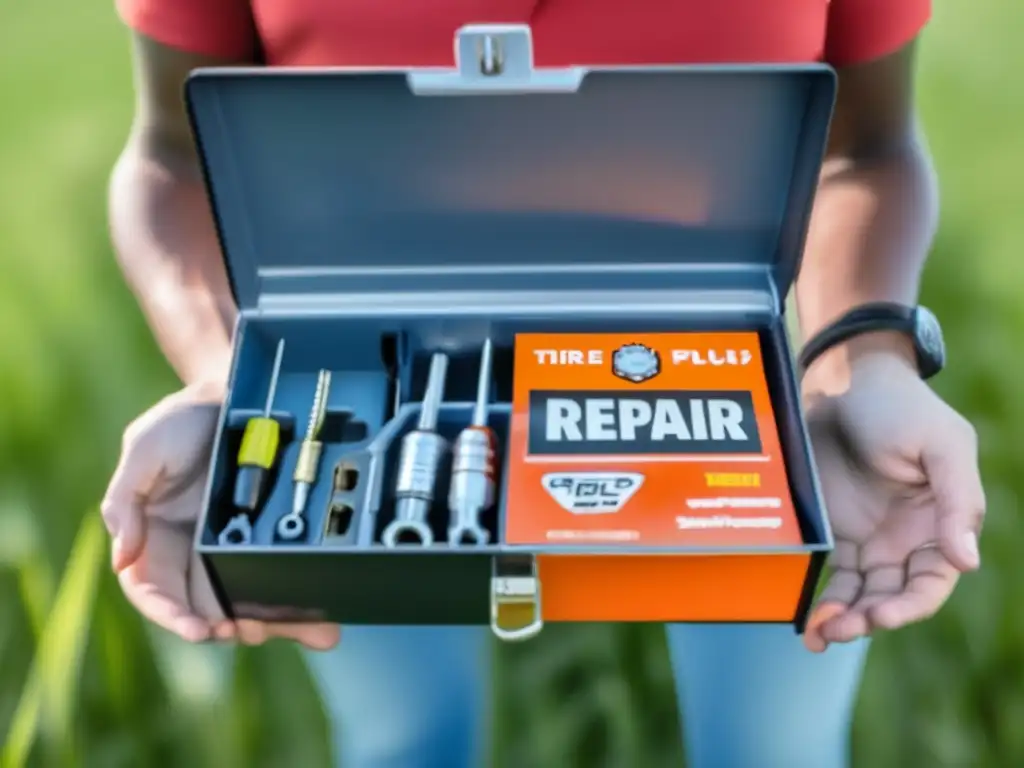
[802,352,985,652]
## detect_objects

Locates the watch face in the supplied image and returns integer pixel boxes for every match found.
[913,306,946,373]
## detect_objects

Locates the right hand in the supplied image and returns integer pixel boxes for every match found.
[101,382,340,649]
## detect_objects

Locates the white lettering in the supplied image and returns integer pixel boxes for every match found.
[650,400,691,441]
[617,399,652,440]
[584,399,617,440]
[546,399,582,440]
[689,399,708,440]
[534,349,605,365]
[708,399,746,440]
[672,349,754,366]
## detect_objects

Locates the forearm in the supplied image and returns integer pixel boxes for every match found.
[109,131,236,387]
[796,133,939,394]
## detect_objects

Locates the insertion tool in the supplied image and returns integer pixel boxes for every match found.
[233,339,285,513]
[382,353,449,547]
[448,339,497,546]
[219,338,285,546]
[277,369,331,541]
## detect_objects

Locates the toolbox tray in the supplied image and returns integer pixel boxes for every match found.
[188,25,837,636]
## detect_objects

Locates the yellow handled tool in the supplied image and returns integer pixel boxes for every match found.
[233,339,285,512]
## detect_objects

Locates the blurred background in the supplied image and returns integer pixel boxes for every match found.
[1,2,1023,766]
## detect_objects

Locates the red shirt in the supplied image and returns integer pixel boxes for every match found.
[118,0,930,69]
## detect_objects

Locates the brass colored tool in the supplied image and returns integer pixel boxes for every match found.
[277,369,331,541]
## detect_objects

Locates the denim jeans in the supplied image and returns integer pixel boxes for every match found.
[303,624,868,768]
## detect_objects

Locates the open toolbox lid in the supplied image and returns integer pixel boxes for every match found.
[186,25,836,312]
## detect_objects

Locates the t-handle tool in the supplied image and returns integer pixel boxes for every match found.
[220,338,285,546]
[382,353,449,547]
[448,339,497,546]
[277,369,331,541]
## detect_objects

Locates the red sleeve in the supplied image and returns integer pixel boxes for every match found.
[824,0,931,67]
[116,0,257,60]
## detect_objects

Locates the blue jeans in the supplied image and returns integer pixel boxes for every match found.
[303,624,868,768]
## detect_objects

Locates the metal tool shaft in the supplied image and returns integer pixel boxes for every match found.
[471,339,492,427]
[418,353,447,430]
[305,370,331,440]
[448,340,497,546]
[265,339,285,416]
[382,353,450,547]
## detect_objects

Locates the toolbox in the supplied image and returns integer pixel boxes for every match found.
[189,24,837,641]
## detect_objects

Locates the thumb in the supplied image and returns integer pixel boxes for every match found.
[101,438,159,572]
[921,419,985,572]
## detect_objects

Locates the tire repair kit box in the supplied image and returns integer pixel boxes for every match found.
[188,25,837,640]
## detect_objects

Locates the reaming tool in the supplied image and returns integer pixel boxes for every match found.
[277,368,331,541]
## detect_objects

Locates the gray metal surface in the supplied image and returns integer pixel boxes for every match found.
[186,58,834,310]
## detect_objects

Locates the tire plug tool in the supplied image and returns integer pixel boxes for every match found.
[382,353,449,547]
[277,369,331,541]
[233,339,285,510]
[218,339,285,546]
[448,339,497,546]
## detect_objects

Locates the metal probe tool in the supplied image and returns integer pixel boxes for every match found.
[382,353,449,547]
[219,338,285,546]
[448,339,497,545]
[277,369,331,541]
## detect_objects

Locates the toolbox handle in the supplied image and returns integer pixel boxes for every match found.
[490,554,544,642]
[407,25,585,95]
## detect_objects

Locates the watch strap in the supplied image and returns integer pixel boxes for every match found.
[798,302,916,375]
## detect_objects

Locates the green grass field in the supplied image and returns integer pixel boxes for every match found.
[2,2,1024,766]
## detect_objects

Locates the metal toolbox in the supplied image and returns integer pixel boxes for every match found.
[189,25,837,640]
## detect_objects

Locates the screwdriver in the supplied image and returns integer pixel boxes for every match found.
[233,339,285,512]
[277,369,331,541]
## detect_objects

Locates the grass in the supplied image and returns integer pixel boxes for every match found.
[1,1,1024,765]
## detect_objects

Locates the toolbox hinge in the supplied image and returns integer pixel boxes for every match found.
[490,554,544,642]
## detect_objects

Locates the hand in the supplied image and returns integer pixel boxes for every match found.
[101,382,340,649]
[802,353,985,652]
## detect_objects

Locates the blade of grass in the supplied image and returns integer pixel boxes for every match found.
[2,511,106,768]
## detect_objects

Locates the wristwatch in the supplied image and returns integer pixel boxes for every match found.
[798,302,946,380]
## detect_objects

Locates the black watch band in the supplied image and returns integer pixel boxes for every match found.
[798,302,946,380]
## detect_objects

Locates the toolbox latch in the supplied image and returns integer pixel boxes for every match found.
[490,554,543,642]
[408,25,584,94]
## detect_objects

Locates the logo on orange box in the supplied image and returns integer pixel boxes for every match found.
[611,343,661,383]
[541,472,644,514]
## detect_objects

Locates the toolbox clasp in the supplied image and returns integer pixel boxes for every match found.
[490,554,543,642]
[408,24,584,94]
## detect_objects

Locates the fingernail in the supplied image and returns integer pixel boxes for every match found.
[964,532,981,567]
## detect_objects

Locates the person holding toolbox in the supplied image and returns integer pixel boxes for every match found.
[101,0,986,766]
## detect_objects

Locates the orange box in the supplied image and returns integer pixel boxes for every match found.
[501,331,822,627]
